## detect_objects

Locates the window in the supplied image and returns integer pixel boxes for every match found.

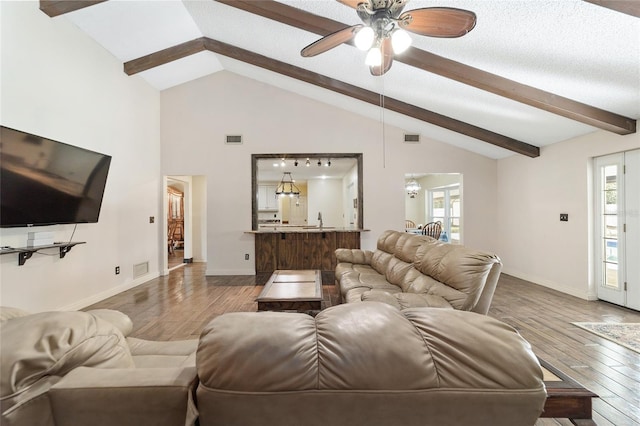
[427,185,460,243]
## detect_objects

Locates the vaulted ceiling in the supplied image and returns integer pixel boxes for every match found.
[40,0,639,159]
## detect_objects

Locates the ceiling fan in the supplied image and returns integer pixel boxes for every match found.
[301,0,476,76]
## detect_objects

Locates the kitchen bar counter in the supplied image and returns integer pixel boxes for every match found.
[249,226,369,233]
[249,228,365,273]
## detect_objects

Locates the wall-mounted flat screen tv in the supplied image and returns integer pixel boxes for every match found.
[0,126,112,228]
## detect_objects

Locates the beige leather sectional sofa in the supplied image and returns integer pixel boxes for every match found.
[335,230,502,314]
[2,270,547,426]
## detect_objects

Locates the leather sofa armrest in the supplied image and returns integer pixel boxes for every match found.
[335,248,373,264]
[49,366,198,426]
[85,309,134,337]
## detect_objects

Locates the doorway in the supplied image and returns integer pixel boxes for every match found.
[593,149,639,310]
[163,175,207,275]
[405,173,462,244]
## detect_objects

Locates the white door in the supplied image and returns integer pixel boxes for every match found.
[625,150,640,310]
[594,149,640,309]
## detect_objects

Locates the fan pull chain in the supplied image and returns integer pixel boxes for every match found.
[380,75,386,169]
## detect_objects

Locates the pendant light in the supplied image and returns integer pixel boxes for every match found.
[275,172,301,198]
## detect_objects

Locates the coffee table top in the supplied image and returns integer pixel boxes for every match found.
[257,270,322,303]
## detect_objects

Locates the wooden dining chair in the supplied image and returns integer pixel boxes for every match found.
[405,219,416,229]
[422,221,442,239]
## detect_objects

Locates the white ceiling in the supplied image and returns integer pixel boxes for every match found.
[62,0,640,159]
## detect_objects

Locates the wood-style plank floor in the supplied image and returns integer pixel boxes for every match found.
[86,264,640,426]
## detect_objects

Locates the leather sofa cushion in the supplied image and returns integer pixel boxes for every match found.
[376,229,401,253]
[335,261,377,280]
[198,302,544,392]
[385,256,414,286]
[86,309,133,337]
[393,233,432,263]
[414,239,500,311]
[339,271,399,296]
[362,290,454,310]
[127,338,198,368]
[335,249,373,269]
[196,303,546,426]
[1,311,134,399]
[370,250,393,275]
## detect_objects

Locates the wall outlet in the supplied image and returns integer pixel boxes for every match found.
[149,216,155,223]
[245,253,250,260]
[560,213,568,222]
[115,266,120,275]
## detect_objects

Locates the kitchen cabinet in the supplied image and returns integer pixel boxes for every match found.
[258,185,279,211]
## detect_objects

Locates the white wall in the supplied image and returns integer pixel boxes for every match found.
[307,179,343,227]
[0,2,161,312]
[342,165,358,227]
[191,176,207,262]
[160,71,499,275]
[497,130,640,299]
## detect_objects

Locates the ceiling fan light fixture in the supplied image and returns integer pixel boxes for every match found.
[354,26,375,50]
[391,28,411,54]
[365,46,382,66]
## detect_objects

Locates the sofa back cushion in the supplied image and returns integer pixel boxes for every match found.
[413,239,501,311]
[0,311,134,399]
[376,230,401,253]
[394,233,432,263]
[196,303,546,426]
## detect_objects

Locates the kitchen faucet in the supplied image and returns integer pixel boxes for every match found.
[318,212,323,228]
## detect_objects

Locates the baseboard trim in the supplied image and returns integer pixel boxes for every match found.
[59,271,160,311]
[501,268,595,300]
[205,268,255,276]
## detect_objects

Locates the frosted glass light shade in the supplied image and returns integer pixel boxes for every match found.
[391,29,412,54]
[365,46,382,66]
[354,27,375,50]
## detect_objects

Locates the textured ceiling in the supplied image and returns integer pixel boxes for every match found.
[62,0,640,159]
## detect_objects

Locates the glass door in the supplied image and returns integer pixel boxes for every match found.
[594,149,639,309]
[427,185,461,244]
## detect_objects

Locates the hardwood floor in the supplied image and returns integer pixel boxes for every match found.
[85,264,640,425]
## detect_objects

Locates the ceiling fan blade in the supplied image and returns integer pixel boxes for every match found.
[370,38,393,76]
[398,7,477,38]
[301,25,362,57]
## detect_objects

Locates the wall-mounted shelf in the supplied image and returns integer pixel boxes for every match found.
[0,242,86,266]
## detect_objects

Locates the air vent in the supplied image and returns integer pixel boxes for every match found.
[404,134,420,143]
[133,261,149,279]
[226,135,243,145]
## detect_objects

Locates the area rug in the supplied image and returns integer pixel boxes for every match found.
[572,322,640,353]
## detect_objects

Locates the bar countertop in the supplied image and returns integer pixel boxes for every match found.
[247,226,369,233]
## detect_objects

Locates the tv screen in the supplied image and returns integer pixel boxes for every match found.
[0,126,112,228]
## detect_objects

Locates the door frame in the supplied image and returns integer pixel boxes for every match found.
[593,150,639,309]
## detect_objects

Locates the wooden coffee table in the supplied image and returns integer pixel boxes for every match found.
[257,269,322,313]
[539,358,598,425]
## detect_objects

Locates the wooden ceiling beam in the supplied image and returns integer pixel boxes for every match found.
[39,0,108,17]
[217,0,635,135]
[124,38,207,75]
[124,37,539,157]
[583,0,640,18]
